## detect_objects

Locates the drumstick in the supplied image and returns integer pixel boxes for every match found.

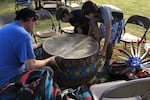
[135,39,140,57]
[130,40,135,57]
[137,40,145,57]
[116,48,131,57]
[122,45,131,53]
[142,61,150,65]
[141,48,150,60]
[142,57,150,63]
[118,55,128,60]
[141,66,150,74]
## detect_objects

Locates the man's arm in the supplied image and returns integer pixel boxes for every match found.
[24,56,56,70]
[89,20,111,56]
[88,19,100,42]
[99,22,111,56]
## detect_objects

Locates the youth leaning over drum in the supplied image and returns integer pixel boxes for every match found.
[82,1,124,79]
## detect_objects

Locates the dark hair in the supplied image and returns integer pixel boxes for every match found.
[82,1,98,15]
[15,8,40,22]
[55,6,70,20]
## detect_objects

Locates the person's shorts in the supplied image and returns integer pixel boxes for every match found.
[99,19,124,44]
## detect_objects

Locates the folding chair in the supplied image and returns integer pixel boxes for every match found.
[99,78,150,100]
[15,0,33,12]
[34,9,57,39]
[58,20,74,34]
[57,7,82,34]
[42,0,65,13]
[90,80,127,100]
[121,15,150,46]
[0,14,16,27]
[65,0,85,8]
[32,9,57,59]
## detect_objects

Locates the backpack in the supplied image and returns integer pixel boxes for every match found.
[0,69,61,100]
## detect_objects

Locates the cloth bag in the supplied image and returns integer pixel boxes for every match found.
[0,69,60,100]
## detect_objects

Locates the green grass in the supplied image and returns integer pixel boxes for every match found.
[0,0,150,62]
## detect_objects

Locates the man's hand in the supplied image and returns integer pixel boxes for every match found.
[49,56,57,65]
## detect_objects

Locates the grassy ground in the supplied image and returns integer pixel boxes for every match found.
[0,0,150,62]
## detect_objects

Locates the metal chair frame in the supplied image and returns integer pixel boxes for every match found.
[100,78,150,100]
[121,15,150,46]
[15,0,33,12]
[31,9,57,44]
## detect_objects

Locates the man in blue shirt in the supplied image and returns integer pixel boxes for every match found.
[0,8,56,89]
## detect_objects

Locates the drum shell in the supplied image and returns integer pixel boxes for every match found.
[47,52,98,88]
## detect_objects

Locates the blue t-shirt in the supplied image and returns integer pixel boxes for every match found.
[0,21,35,88]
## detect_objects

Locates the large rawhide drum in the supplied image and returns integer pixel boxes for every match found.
[43,33,99,88]
[35,29,56,38]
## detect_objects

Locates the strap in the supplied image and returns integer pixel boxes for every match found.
[20,70,34,83]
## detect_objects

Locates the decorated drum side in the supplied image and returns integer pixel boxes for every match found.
[33,41,44,60]
[43,33,99,88]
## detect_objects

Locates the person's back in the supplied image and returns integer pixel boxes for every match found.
[56,7,89,35]
[0,20,34,88]
[96,4,123,25]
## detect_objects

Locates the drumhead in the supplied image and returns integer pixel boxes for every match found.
[43,33,99,59]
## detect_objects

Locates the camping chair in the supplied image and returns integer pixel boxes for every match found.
[0,14,16,27]
[15,0,33,12]
[121,15,150,47]
[99,77,150,100]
